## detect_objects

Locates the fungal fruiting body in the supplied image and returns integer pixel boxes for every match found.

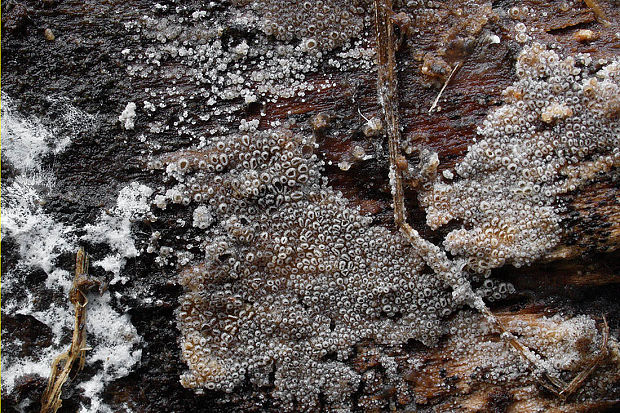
[153,128,462,410]
[142,15,620,410]
[145,40,620,411]
[231,0,371,50]
[421,43,619,274]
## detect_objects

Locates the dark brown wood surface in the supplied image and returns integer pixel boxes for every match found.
[1,0,618,412]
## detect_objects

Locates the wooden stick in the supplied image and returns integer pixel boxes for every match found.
[429,62,461,114]
[41,248,98,413]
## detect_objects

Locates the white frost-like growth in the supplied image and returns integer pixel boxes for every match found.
[115,182,155,217]
[0,95,77,286]
[1,93,68,171]
[83,182,153,283]
[119,101,137,130]
[86,292,142,376]
[1,175,77,288]
[1,95,143,410]
[2,292,142,403]
[76,292,143,413]
[1,92,96,172]
[1,299,73,395]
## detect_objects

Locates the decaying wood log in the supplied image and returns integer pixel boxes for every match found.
[1,0,618,412]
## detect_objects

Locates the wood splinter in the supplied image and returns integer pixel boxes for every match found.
[583,0,611,27]
[372,0,610,400]
[429,62,461,114]
[41,247,100,413]
[539,315,610,399]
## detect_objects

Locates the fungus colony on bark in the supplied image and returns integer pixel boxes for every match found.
[149,126,466,410]
[420,43,619,274]
[231,0,372,51]
[131,0,620,405]
[146,44,618,410]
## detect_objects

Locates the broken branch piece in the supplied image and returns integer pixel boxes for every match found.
[429,62,461,114]
[40,248,100,413]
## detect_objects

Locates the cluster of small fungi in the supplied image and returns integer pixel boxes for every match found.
[420,43,620,274]
[143,38,620,411]
[150,126,464,410]
[434,311,618,405]
[135,0,620,406]
[232,0,371,50]
[121,2,374,142]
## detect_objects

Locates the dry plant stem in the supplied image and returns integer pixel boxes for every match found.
[583,0,611,27]
[429,62,461,114]
[373,0,477,311]
[374,0,405,227]
[41,248,96,413]
[557,316,609,398]
[374,0,468,291]
[373,0,603,397]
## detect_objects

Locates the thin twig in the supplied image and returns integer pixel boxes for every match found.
[583,0,611,27]
[374,0,469,290]
[560,315,610,398]
[374,0,480,303]
[41,248,99,413]
[428,62,461,114]
[374,0,406,227]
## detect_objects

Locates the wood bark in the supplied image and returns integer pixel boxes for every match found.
[1,0,618,412]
